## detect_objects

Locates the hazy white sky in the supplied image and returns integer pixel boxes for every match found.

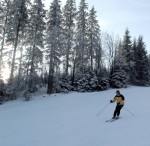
[44,0,150,52]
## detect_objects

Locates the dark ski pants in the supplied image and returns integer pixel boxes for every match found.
[113,105,123,117]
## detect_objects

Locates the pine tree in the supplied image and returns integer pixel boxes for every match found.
[86,6,101,71]
[5,0,29,81]
[0,0,12,79]
[110,57,128,88]
[122,28,133,63]
[62,0,76,76]
[134,36,149,86]
[75,0,88,74]
[95,40,102,71]
[122,28,134,83]
[25,0,45,90]
[0,0,5,78]
[110,40,129,88]
[130,38,137,84]
[45,0,63,94]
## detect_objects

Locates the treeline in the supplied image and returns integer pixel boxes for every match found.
[0,0,150,102]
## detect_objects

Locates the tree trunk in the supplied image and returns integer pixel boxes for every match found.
[47,54,54,94]
[0,4,9,78]
[10,22,20,81]
[71,56,76,86]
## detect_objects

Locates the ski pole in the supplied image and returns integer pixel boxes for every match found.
[123,107,134,116]
[97,103,110,117]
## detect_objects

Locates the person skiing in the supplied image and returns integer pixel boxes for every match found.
[110,90,125,119]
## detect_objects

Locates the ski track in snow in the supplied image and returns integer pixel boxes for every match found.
[0,86,150,146]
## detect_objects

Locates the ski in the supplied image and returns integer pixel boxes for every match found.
[110,117,121,122]
[105,119,114,122]
[105,117,121,122]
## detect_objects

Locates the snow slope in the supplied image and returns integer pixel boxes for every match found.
[0,86,150,146]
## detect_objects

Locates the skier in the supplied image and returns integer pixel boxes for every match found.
[110,90,125,119]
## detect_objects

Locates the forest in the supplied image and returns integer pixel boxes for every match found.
[0,0,150,102]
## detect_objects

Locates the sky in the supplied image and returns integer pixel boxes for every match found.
[44,0,150,53]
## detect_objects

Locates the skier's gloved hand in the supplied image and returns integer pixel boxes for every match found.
[110,100,113,103]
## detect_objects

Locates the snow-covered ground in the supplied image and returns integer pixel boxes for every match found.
[0,86,150,146]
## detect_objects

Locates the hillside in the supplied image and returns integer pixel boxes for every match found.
[0,86,150,146]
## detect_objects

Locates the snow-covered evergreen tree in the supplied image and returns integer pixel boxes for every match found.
[25,0,45,90]
[75,0,88,74]
[0,0,5,78]
[122,28,133,63]
[74,70,109,92]
[134,36,149,86]
[110,59,128,88]
[129,38,137,84]
[45,0,64,94]
[95,40,102,71]
[62,0,76,76]
[6,0,29,81]
[0,0,11,78]
[87,6,101,71]
[110,42,129,88]
[122,28,134,83]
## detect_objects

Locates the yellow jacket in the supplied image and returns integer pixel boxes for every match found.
[112,94,125,105]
